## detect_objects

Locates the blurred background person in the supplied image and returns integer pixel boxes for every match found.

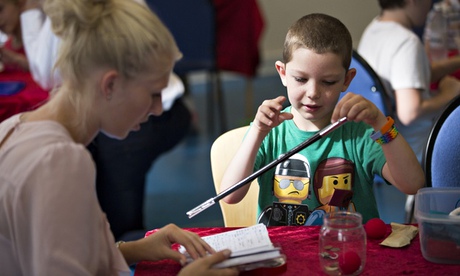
[424,0,460,88]
[0,0,48,124]
[358,0,460,163]
[0,0,29,72]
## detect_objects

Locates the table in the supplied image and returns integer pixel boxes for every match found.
[134,225,460,275]
[0,70,49,122]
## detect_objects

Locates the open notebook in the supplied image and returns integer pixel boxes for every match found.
[179,224,286,271]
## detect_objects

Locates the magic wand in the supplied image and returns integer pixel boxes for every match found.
[186,117,348,218]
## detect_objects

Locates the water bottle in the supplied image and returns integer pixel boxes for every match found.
[427,2,449,61]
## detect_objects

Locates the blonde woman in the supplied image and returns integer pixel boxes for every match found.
[0,0,237,275]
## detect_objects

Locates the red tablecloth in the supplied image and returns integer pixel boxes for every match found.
[134,225,460,276]
[0,70,49,122]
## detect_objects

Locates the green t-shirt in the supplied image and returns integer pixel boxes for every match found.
[254,108,387,224]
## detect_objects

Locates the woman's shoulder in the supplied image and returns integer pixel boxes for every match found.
[1,119,93,177]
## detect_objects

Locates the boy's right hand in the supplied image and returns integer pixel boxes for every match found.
[253,96,293,133]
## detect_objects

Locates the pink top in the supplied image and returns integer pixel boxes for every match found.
[0,114,130,275]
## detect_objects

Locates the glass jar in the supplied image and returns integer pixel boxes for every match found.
[319,211,367,275]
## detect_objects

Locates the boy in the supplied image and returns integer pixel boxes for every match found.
[220,13,425,225]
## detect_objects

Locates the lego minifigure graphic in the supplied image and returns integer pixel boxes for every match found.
[314,157,356,213]
[258,154,311,226]
[273,157,310,204]
[304,157,356,226]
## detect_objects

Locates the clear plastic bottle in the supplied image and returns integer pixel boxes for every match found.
[426,2,449,61]
[319,212,367,275]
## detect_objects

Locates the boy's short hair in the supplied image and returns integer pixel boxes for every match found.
[378,0,406,9]
[282,13,353,70]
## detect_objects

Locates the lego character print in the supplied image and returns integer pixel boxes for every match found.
[305,157,356,225]
[314,157,356,212]
[258,154,311,226]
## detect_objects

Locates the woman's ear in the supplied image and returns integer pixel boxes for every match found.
[275,61,287,87]
[342,68,357,92]
[100,70,119,101]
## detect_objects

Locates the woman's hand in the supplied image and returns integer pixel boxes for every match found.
[121,224,215,265]
[178,249,239,276]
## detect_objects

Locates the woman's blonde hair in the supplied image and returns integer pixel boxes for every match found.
[44,0,180,85]
[43,0,180,135]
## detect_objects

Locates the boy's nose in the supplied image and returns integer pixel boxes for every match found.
[305,83,321,99]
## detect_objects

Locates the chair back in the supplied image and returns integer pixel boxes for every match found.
[341,50,392,116]
[210,126,259,227]
[146,0,217,75]
[423,95,460,187]
[147,0,228,134]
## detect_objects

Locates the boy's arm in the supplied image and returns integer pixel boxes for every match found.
[333,93,425,195]
[220,96,293,204]
[220,125,267,204]
[380,131,425,195]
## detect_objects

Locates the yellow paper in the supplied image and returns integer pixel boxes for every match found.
[380,223,418,248]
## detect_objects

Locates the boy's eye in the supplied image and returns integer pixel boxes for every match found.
[323,80,337,86]
[294,77,307,83]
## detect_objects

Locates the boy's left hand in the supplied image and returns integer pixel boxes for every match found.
[331,92,386,129]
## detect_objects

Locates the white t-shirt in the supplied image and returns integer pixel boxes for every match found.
[0,114,130,275]
[20,7,184,111]
[358,17,435,162]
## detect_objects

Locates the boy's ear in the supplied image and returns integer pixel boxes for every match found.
[100,70,119,101]
[275,61,287,87]
[342,68,356,92]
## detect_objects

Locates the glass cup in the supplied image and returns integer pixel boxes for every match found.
[318,211,367,275]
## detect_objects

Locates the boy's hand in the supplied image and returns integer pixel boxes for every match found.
[254,96,293,133]
[332,93,386,130]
